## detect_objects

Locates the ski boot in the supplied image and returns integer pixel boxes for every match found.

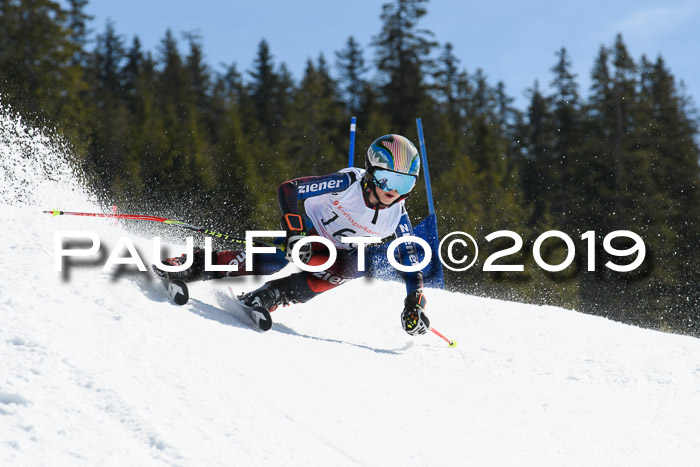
[152,249,206,282]
[238,276,307,312]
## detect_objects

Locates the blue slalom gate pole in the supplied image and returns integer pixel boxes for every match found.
[415,117,445,288]
[416,118,436,216]
[348,116,357,167]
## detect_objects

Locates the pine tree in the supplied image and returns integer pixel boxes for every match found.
[117,37,159,202]
[637,54,700,330]
[275,62,295,137]
[433,43,460,118]
[371,0,437,133]
[122,37,144,111]
[65,0,91,67]
[0,0,87,143]
[154,30,216,209]
[209,62,244,144]
[610,34,641,229]
[241,41,296,225]
[91,21,126,104]
[184,33,216,191]
[335,36,368,116]
[582,45,617,232]
[121,41,166,198]
[84,20,129,195]
[152,30,195,199]
[283,55,345,176]
[209,63,260,228]
[549,48,582,229]
[248,39,281,140]
[429,42,464,180]
[184,33,212,118]
[521,80,556,226]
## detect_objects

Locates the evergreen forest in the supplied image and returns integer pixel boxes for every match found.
[1,0,698,336]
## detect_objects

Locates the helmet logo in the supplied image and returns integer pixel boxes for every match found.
[381,138,411,173]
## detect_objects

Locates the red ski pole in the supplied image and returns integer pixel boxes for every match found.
[43,209,282,250]
[431,327,457,347]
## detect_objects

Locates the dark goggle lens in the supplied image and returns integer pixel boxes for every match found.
[373,169,417,195]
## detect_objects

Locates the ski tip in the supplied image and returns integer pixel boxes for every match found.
[228,294,273,331]
[253,307,273,331]
[173,293,189,306]
[166,279,189,305]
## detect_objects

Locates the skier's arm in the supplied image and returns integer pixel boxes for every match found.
[394,208,424,294]
[277,171,354,217]
[395,209,430,336]
[277,171,355,262]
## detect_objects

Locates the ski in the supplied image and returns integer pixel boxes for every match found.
[162,278,189,306]
[227,288,273,331]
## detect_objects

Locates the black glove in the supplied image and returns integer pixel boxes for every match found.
[401,290,429,335]
[281,213,312,264]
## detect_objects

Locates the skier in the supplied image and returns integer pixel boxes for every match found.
[153,134,430,336]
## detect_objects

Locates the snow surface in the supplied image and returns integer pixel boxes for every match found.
[2,106,700,466]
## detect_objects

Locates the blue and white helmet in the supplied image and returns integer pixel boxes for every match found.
[365,134,420,197]
[366,134,421,178]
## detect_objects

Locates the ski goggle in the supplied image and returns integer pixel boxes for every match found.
[373,169,417,195]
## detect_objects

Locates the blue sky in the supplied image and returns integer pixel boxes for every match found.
[67,0,700,110]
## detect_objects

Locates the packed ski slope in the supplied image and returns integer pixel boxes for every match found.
[2,108,700,466]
